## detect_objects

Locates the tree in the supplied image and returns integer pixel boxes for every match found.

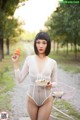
[45,3,80,58]
[4,17,24,55]
[0,0,27,61]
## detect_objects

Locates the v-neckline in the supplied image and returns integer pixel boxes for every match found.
[34,55,49,75]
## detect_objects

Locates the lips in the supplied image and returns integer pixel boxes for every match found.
[39,49,43,51]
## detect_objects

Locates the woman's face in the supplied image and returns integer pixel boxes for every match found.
[36,39,47,54]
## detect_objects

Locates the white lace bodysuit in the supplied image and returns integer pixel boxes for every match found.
[14,55,57,106]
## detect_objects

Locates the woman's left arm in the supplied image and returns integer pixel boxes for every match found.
[51,61,57,87]
[46,61,57,88]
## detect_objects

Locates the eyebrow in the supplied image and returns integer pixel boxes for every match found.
[37,39,47,41]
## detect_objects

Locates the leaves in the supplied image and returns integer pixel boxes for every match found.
[45,4,80,45]
[0,0,26,39]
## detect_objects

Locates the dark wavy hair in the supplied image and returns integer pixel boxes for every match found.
[34,31,51,56]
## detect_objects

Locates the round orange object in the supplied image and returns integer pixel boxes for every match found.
[14,48,20,55]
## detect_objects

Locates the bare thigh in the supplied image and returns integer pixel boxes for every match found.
[27,96,39,120]
[37,96,54,120]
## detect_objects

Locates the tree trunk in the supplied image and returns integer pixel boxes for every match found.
[53,40,55,52]
[57,41,59,54]
[6,38,9,55]
[0,38,4,61]
[66,40,68,55]
[74,41,77,59]
[71,42,73,52]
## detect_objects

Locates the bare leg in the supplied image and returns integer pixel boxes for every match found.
[37,96,53,120]
[27,96,39,120]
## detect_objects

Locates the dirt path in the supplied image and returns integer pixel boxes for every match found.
[10,66,80,120]
[10,78,29,120]
[58,67,80,111]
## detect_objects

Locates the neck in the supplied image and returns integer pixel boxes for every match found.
[37,54,46,59]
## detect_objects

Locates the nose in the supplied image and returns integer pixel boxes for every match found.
[39,43,43,47]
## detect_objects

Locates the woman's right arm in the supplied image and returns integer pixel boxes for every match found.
[12,54,29,83]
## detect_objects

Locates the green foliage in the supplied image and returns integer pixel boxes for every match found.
[49,51,80,73]
[0,0,27,38]
[0,55,15,111]
[0,0,27,60]
[0,55,15,94]
[0,93,11,111]
[0,12,6,37]
[45,3,80,57]
[4,17,24,40]
[18,31,36,42]
[0,0,26,15]
[52,99,80,120]
[0,0,25,39]
[0,72,15,93]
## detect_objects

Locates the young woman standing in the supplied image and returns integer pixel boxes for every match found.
[12,31,57,120]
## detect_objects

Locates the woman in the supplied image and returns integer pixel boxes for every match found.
[12,31,58,120]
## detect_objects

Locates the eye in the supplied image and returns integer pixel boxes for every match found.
[36,41,40,44]
[43,41,47,44]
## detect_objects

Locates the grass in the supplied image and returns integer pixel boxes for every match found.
[0,42,26,112]
[52,99,80,120]
[49,51,80,119]
[49,51,80,73]
[0,93,11,111]
[0,55,15,112]
[0,72,14,93]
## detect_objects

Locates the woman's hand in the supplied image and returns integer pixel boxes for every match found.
[12,48,20,63]
[46,81,53,89]
[12,54,20,63]
[12,54,20,69]
[12,48,21,69]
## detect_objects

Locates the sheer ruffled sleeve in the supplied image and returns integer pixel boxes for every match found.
[14,56,30,83]
[51,61,58,87]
